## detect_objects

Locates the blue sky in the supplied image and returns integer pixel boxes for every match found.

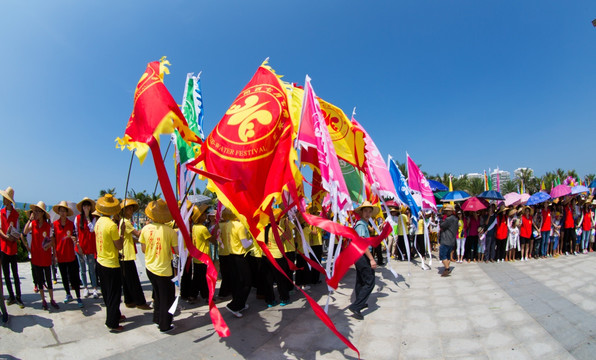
[1,1,595,205]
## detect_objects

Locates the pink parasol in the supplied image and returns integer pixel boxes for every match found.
[504,192,522,206]
[550,184,572,199]
[462,197,488,212]
[520,193,531,205]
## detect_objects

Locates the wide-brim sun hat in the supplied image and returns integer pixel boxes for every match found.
[96,194,121,216]
[523,206,534,216]
[354,201,380,217]
[30,201,50,219]
[191,204,210,223]
[120,198,140,212]
[221,207,237,221]
[508,209,517,217]
[76,197,96,213]
[52,201,74,217]
[0,186,15,206]
[145,199,173,224]
[442,204,455,213]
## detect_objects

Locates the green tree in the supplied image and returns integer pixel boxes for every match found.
[99,188,116,197]
[501,180,517,194]
[465,178,484,196]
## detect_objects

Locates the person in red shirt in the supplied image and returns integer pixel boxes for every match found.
[562,198,577,255]
[23,201,59,311]
[495,206,509,262]
[520,206,533,261]
[539,202,552,258]
[75,197,99,299]
[52,201,83,308]
[581,202,593,254]
[0,186,24,308]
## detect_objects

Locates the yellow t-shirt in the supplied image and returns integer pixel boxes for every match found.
[305,226,323,246]
[192,224,211,264]
[217,220,230,256]
[284,222,296,253]
[121,219,136,261]
[263,226,283,259]
[397,214,409,236]
[220,220,248,256]
[95,216,120,268]
[416,218,424,235]
[139,223,177,277]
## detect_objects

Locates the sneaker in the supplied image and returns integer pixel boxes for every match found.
[279,301,288,306]
[301,285,311,290]
[108,325,124,332]
[225,305,243,318]
[240,304,249,312]
[42,300,48,311]
[83,288,89,298]
[16,298,24,309]
[77,299,84,308]
[137,304,152,310]
[50,300,60,309]
[267,302,277,308]
[34,285,39,293]
[64,294,73,304]
[6,297,15,306]
[93,289,99,299]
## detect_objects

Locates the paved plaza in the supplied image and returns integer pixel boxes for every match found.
[1,253,596,359]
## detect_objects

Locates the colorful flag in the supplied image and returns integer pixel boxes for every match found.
[541,181,546,191]
[352,118,398,201]
[406,154,436,212]
[116,59,228,337]
[389,155,420,219]
[488,171,493,191]
[340,160,365,202]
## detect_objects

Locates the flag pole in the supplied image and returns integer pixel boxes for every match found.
[152,139,173,197]
[178,173,198,211]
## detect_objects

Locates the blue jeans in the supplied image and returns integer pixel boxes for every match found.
[551,236,559,251]
[77,253,97,288]
[541,231,550,256]
[582,231,591,251]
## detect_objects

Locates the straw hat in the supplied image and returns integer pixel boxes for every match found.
[221,207,237,221]
[523,206,534,216]
[96,194,121,216]
[497,206,510,214]
[92,210,100,217]
[52,201,74,217]
[120,198,140,212]
[145,199,173,224]
[442,204,455,213]
[0,187,15,205]
[76,197,96,213]
[30,201,50,219]
[354,201,380,217]
[191,204,210,223]
[508,209,517,217]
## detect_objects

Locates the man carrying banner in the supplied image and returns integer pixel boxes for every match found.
[348,201,378,320]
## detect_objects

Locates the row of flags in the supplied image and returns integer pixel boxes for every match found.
[115,59,438,355]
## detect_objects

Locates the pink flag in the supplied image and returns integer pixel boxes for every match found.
[407,154,437,211]
[352,118,398,201]
[300,76,352,215]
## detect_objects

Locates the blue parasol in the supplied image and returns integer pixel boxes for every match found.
[477,190,505,201]
[441,190,471,202]
[526,191,551,206]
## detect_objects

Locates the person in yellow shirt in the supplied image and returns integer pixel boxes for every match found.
[396,207,410,261]
[188,204,215,302]
[118,199,151,310]
[94,194,125,332]
[139,199,178,332]
[220,208,252,318]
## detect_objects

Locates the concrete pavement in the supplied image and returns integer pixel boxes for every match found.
[2,253,596,359]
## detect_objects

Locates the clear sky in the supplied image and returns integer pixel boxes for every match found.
[2,1,595,205]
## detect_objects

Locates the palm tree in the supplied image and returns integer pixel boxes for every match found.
[501,180,517,194]
[99,188,116,197]
[452,174,469,192]
[466,178,484,196]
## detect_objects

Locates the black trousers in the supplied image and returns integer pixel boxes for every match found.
[120,260,147,306]
[147,269,174,331]
[263,257,290,305]
[373,244,384,265]
[58,260,80,299]
[1,252,20,300]
[466,235,479,261]
[227,254,252,312]
[97,263,122,329]
[496,239,506,260]
[285,251,296,289]
[350,255,375,312]
[218,255,233,298]
[564,228,576,253]
[247,256,266,298]
[180,261,195,299]
[485,233,496,261]
[295,253,309,286]
[190,263,208,299]
[310,245,323,284]
[415,234,426,257]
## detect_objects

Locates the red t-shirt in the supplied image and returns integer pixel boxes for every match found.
[541,209,552,232]
[520,215,533,238]
[564,206,575,229]
[31,220,52,267]
[583,210,593,231]
[496,215,509,240]
[1,208,20,255]
[75,215,96,255]
[53,219,76,263]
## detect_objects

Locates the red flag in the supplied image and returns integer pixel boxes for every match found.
[117,59,229,337]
